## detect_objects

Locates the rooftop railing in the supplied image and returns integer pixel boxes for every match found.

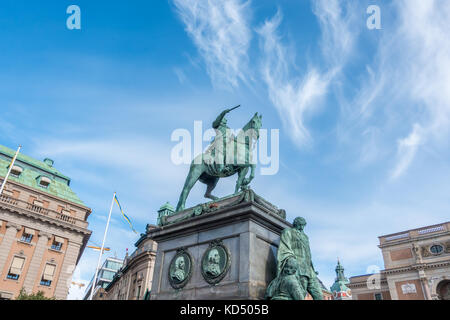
[380,222,449,245]
[0,193,88,229]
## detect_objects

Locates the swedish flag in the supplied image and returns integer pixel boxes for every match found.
[114,194,138,234]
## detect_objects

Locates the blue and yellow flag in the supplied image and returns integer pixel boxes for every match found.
[114,194,138,234]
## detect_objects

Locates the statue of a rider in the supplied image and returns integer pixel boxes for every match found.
[203,105,240,176]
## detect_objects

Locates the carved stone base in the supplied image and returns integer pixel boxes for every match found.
[149,189,291,300]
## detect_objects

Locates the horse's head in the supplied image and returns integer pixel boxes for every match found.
[243,112,262,140]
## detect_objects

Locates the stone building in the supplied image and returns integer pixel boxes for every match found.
[103,224,157,300]
[348,221,450,300]
[0,145,92,300]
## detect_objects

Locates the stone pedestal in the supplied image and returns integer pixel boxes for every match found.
[149,189,290,300]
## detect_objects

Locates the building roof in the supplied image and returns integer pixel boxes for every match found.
[330,260,350,293]
[0,145,84,205]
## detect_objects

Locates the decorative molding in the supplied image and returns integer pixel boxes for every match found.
[6,221,22,231]
[38,231,52,239]
[0,202,90,235]
[159,188,286,227]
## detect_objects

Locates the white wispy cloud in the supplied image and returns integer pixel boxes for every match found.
[257,0,357,147]
[173,0,252,88]
[391,123,424,179]
[349,0,450,179]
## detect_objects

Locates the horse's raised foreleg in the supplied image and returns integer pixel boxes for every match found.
[235,166,249,194]
[176,164,204,211]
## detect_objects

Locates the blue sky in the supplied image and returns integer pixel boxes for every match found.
[1,1,449,299]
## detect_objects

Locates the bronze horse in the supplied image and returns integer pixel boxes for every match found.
[176,113,262,211]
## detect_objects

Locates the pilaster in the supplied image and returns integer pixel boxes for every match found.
[22,232,51,293]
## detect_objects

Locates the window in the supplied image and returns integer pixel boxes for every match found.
[10,165,23,177]
[37,176,51,188]
[374,293,383,300]
[40,264,56,286]
[106,260,122,271]
[51,236,64,251]
[137,286,141,299]
[430,244,444,255]
[8,257,25,280]
[20,228,35,243]
[100,270,116,281]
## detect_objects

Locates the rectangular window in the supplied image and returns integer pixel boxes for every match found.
[374,293,383,300]
[51,242,62,251]
[51,236,64,251]
[21,233,33,243]
[8,256,25,280]
[41,264,56,286]
[20,228,35,243]
[137,286,141,299]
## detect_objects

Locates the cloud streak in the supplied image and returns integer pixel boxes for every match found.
[349,0,450,179]
[257,0,356,147]
[173,0,252,89]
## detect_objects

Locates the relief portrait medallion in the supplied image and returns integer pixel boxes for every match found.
[201,240,231,285]
[168,248,193,289]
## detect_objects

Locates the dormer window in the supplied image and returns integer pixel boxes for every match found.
[10,165,23,177]
[37,176,52,188]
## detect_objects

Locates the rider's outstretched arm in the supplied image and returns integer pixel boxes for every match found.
[212,105,240,129]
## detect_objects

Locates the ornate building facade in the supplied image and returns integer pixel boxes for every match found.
[0,145,92,299]
[103,225,157,300]
[348,221,450,300]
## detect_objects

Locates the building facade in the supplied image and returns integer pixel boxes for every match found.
[83,257,123,300]
[104,225,157,300]
[349,221,450,300]
[0,145,92,300]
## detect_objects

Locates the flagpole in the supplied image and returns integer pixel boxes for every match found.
[89,192,116,300]
[0,145,22,196]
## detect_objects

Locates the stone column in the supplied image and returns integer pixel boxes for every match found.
[418,269,432,300]
[421,278,432,300]
[54,241,81,300]
[22,232,52,293]
[0,222,22,277]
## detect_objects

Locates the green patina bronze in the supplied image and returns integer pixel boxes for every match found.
[168,248,193,289]
[176,107,262,211]
[269,258,305,300]
[265,217,324,300]
[201,240,231,285]
[330,259,352,298]
[0,145,84,205]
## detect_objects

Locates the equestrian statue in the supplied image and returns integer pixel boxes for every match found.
[176,106,262,211]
